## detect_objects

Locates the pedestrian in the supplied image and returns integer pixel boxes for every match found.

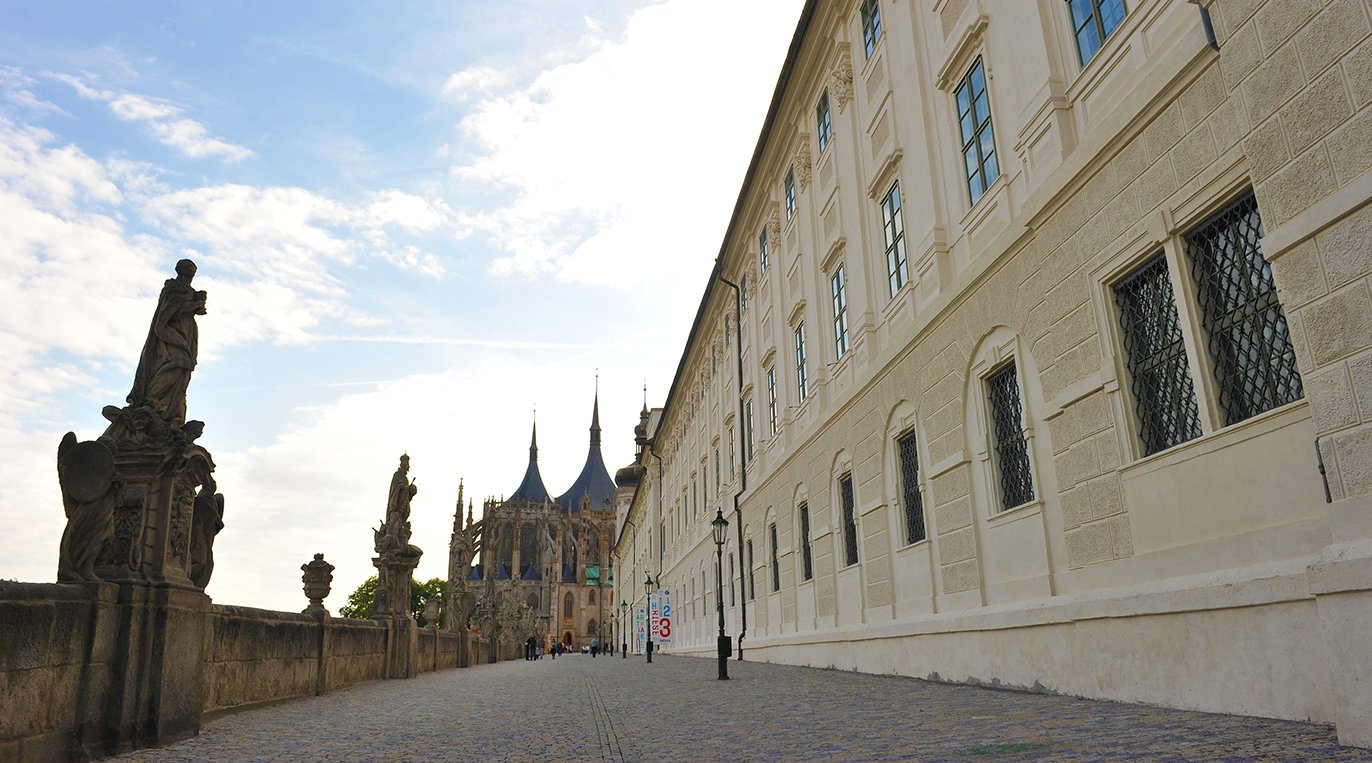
[591,637,598,658]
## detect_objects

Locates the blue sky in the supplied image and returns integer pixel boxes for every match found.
[0,0,805,610]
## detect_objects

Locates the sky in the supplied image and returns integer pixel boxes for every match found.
[0,0,805,612]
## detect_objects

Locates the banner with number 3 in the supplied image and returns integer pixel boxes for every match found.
[649,589,673,645]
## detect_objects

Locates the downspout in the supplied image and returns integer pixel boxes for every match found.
[718,273,748,660]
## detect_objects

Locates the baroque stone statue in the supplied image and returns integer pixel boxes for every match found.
[372,454,422,621]
[55,433,119,582]
[127,259,207,427]
[189,478,225,589]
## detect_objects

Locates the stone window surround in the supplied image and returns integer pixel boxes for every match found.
[1089,179,1309,466]
[968,329,1045,520]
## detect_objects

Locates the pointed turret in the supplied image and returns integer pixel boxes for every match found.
[508,419,551,503]
[556,387,616,513]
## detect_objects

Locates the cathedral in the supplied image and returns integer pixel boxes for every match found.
[447,393,620,652]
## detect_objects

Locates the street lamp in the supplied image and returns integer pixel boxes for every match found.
[712,507,730,681]
[620,600,628,659]
[644,572,656,664]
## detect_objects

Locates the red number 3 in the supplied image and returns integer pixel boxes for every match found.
[659,619,671,638]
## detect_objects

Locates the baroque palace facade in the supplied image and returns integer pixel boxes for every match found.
[612,0,1372,747]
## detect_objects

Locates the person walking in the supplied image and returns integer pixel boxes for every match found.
[591,637,599,658]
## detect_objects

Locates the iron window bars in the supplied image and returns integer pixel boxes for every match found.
[1113,254,1203,456]
[799,502,813,581]
[1184,191,1303,425]
[770,524,780,592]
[897,431,927,544]
[840,473,859,566]
[987,362,1035,510]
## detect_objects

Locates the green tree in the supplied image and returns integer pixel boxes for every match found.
[338,575,447,626]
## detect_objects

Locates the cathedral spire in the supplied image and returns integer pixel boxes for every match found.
[508,416,550,503]
[590,382,602,447]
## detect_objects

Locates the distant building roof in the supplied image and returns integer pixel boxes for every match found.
[508,421,551,504]
[555,393,616,513]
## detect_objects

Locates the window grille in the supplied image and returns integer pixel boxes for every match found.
[860,0,882,58]
[897,431,926,544]
[795,324,809,401]
[798,502,813,581]
[1113,254,1203,455]
[759,228,769,274]
[747,540,756,600]
[955,58,999,204]
[767,366,779,435]
[816,90,832,153]
[784,168,797,220]
[987,363,1034,510]
[882,183,908,296]
[1184,192,1303,425]
[831,266,850,359]
[769,524,780,592]
[1068,0,1127,66]
[840,473,858,566]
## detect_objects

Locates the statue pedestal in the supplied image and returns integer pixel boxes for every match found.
[373,554,421,679]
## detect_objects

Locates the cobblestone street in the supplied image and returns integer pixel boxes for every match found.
[110,654,1370,762]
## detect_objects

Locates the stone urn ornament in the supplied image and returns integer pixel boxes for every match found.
[423,597,440,628]
[301,553,335,614]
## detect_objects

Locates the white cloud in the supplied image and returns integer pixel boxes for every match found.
[449,0,804,289]
[50,73,253,163]
[441,66,510,102]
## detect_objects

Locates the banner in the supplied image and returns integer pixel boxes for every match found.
[649,588,672,645]
[634,606,646,650]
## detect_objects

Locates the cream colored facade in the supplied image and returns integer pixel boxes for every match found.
[613,0,1372,747]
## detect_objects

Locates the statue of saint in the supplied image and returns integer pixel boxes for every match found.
[190,479,225,589]
[127,259,207,426]
[56,433,119,582]
[386,454,417,530]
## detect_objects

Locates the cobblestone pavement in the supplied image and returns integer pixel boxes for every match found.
[111,654,1371,762]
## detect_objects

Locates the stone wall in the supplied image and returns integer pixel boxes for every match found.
[0,582,117,763]
[0,583,480,763]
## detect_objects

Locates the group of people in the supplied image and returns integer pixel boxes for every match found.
[522,636,615,660]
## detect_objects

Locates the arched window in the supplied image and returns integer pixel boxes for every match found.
[589,589,597,605]
[526,593,539,611]
[587,618,598,635]
[563,592,574,618]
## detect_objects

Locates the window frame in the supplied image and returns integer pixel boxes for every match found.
[816,89,832,154]
[839,472,859,567]
[954,57,999,206]
[784,167,797,221]
[896,429,927,545]
[759,227,770,275]
[881,182,909,296]
[798,502,813,581]
[769,523,780,592]
[794,323,809,402]
[985,360,1035,512]
[766,366,779,435]
[831,265,850,359]
[860,0,883,59]
[1068,0,1128,67]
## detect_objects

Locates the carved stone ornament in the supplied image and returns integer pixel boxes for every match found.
[831,43,854,112]
[302,552,335,614]
[794,137,813,191]
[190,480,225,588]
[56,434,119,582]
[767,210,782,248]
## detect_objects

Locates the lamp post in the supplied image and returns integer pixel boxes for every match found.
[712,508,730,680]
[644,572,656,664]
[620,600,628,658]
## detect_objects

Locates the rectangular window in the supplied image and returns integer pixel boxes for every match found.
[745,400,755,462]
[769,524,780,592]
[798,502,813,581]
[729,554,736,606]
[741,274,749,315]
[896,431,927,544]
[766,366,779,435]
[747,540,756,600]
[986,362,1034,510]
[728,427,736,479]
[816,90,832,153]
[692,478,698,519]
[714,447,721,492]
[759,228,769,274]
[784,168,797,221]
[831,266,850,359]
[882,182,908,296]
[840,473,858,566]
[955,57,999,205]
[1069,0,1128,66]
[1185,191,1303,425]
[1113,254,1203,456]
[860,0,882,58]
[794,324,809,401]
